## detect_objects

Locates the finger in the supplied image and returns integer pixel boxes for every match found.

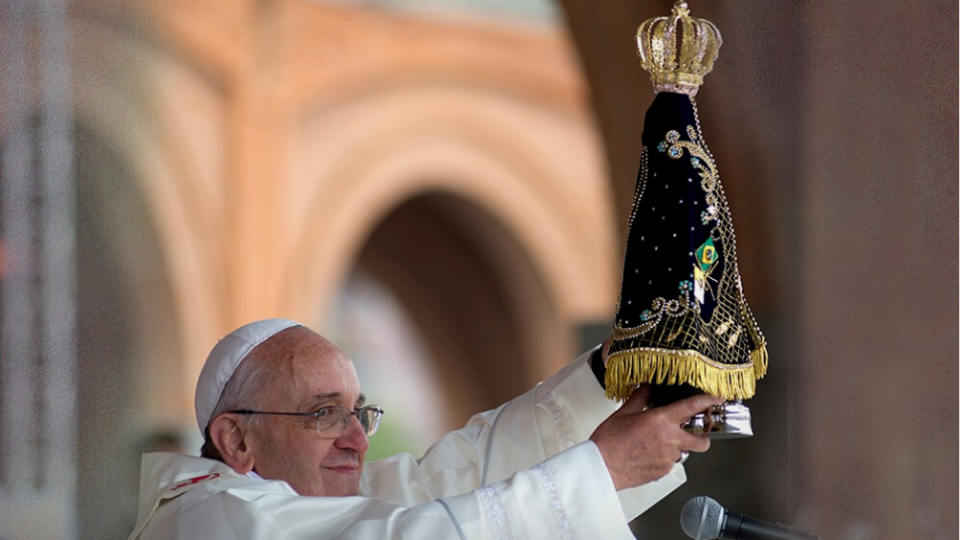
[618,384,651,414]
[679,432,712,453]
[663,393,725,423]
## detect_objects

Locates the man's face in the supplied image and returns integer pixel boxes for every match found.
[245,328,369,496]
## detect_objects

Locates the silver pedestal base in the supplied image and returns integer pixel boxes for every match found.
[681,401,753,439]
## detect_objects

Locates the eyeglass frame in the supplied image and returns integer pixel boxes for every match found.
[228,404,384,437]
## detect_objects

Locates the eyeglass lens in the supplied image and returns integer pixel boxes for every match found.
[359,407,381,435]
[317,406,382,436]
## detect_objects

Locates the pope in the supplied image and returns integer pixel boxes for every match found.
[129,319,721,539]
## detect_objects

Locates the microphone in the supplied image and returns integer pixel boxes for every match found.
[680,496,823,540]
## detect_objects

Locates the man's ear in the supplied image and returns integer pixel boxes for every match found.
[209,414,256,474]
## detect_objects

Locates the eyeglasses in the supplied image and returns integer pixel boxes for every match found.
[229,405,384,437]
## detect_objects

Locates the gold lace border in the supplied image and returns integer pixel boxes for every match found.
[604,343,768,402]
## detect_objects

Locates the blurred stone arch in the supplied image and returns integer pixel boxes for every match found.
[281,79,620,431]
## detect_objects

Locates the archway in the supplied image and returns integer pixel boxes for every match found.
[324,192,568,455]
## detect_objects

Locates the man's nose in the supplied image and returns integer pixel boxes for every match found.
[334,415,369,454]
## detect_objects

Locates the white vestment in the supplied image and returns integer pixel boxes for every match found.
[129,350,686,539]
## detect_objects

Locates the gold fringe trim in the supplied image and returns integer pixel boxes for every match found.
[604,347,763,402]
[750,341,768,380]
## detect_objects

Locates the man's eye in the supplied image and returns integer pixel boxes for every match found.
[316,408,333,417]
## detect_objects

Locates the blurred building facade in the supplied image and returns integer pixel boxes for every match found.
[0,1,955,540]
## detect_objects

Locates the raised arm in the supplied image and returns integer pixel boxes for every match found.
[360,349,611,503]
[246,441,639,540]
[361,347,718,521]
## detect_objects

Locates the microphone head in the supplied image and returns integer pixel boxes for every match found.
[680,496,725,540]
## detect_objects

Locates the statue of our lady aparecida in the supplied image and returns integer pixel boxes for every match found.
[603,1,768,438]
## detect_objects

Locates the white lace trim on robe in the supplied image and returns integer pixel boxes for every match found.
[540,394,575,451]
[532,463,573,540]
[478,484,515,540]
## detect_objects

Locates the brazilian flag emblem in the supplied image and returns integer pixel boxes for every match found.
[692,237,719,303]
[696,237,718,273]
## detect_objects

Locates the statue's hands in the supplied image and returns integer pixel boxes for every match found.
[589,385,722,491]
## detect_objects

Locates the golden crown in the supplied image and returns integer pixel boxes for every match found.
[636,1,722,96]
